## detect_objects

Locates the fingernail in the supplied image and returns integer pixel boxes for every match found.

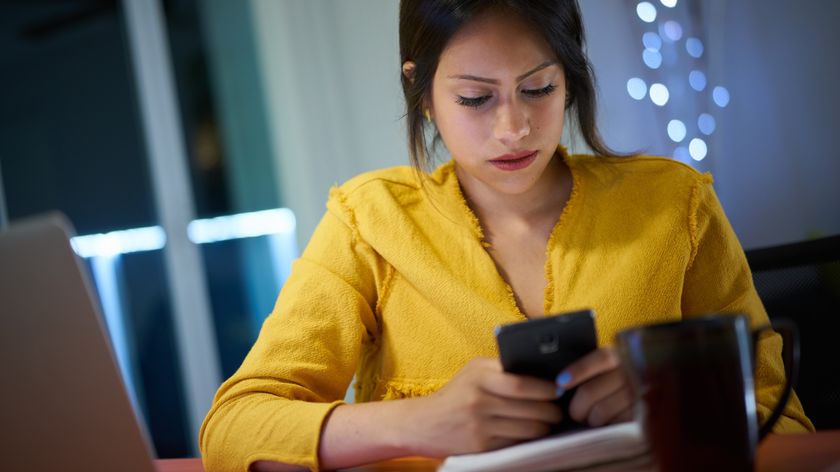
[555,385,565,397]
[556,371,572,387]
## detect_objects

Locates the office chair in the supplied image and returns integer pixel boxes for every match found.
[746,234,840,430]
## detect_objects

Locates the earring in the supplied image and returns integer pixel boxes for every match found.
[424,108,432,123]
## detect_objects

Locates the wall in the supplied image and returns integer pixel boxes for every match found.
[712,0,840,247]
[252,0,405,245]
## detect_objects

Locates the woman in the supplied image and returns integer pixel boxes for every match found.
[200,1,813,470]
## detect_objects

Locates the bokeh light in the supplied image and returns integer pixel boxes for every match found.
[689,138,708,161]
[627,78,648,100]
[667,119,687,142]
[698,113,716,135]
[643,32,662,51]
[628,1,727,166]
[637,2,657,23]
[650,83,670,106]
[643,49,663,69]
[686,37,704,58]
[689,70,707,91]
[713,86,730,107]
[663,21,683,41]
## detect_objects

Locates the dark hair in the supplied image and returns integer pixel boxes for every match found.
[399,0,619,171]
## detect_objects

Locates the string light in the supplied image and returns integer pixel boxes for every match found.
[686,37,704,58]
[637,2,657,23]
[713,86,731,107]
[663,21,683,41]
[689,70,707,91]
[667,119,687,142]
[626,1,729,166]
[650,83,670,106]
[643,32,663,50]
[689,138,708,161]
[643,49,663,69]
[698,113,716,135]
[627,78,648,100]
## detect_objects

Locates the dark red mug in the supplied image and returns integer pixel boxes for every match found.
[615,314,797,472]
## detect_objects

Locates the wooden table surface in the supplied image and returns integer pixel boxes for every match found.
[156,429,840,472]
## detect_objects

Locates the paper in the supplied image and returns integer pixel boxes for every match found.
[438,421,648,472]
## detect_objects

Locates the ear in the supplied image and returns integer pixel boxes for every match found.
[402,61,434,120]
[402,61,416,82]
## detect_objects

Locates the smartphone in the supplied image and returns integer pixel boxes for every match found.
[495,309,598,432]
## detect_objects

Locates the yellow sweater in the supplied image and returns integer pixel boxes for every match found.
[200,152,813,471]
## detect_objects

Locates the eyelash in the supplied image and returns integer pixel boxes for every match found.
[456,83,558,109]
[523,83,557,98]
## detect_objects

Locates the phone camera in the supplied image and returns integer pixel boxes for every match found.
[538,333,560,354]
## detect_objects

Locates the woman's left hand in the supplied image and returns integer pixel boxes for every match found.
[558,347,635,427]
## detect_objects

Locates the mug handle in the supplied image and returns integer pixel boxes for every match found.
[751,319,800,440]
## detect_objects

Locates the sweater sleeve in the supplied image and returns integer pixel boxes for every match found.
[681,176,814,433]
[199,189,383,471]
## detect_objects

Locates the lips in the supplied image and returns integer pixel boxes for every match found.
[488,150,538,171]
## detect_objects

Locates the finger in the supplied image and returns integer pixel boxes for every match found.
[567,370,625,423]
[569,378,634,426]
[488,417,552,441]
[556,347,621,391]
[481,372,558,401]
[573,368,626,410]
[586,387,634,426]
[484,437,519,452]
[615,408,635,424]
[480,396,563,424]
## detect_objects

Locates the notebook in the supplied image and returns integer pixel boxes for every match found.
[0,213,157,471]
[438,421,648,472]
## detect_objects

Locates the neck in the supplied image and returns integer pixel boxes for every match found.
[456,153,571,228]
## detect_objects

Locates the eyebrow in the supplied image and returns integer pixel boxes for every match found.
[447,60,558,84]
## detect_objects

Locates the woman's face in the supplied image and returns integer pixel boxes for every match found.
[430,9,567,197]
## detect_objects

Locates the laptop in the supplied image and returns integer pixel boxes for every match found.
[0,213,156,471]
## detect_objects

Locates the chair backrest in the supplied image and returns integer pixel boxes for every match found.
[746,235,840,430]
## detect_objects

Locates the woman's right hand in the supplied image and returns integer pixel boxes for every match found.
[407,357,562,457]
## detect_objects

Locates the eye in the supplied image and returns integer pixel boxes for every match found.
[456,95,491,108]
[522,83,558,98]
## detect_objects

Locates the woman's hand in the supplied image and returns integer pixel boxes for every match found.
[408,357,562,457]
[317,353,629,469]
[557,347,635,427]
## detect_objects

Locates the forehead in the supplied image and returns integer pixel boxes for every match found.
[438,9,558,75]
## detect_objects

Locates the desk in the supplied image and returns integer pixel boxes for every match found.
[156,430,840,472]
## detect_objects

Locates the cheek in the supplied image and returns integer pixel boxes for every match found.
[533,103,566,133]
[452,112,488,136]
[437,106,490,146]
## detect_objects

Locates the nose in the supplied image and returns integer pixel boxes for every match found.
[493,100,530,145]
